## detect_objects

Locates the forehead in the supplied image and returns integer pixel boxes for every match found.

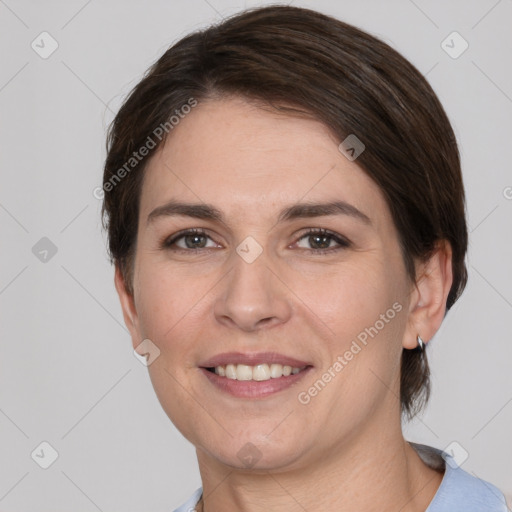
[139,97,388,225]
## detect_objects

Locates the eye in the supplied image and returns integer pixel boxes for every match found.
[294,228,350,254]
[160,227,350,254]
[160,228,219,251]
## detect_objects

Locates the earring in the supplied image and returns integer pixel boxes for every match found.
[417,335,425,351]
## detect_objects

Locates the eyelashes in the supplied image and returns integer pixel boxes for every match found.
[160,228,217,251]
[159,227,351,255]
[293,228,351,253]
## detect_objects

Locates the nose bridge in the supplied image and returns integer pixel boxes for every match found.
[213,240,292,331]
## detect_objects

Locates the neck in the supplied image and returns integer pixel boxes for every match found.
[195,408,443,512]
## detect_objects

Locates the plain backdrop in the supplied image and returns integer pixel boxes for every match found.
[1,0,511,510]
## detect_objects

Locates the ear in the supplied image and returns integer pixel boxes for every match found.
[114,265,141,350]
[403,240,454,349]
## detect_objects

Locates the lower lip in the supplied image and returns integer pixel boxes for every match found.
[200,367,313,398]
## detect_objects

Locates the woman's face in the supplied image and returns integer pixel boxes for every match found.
[119,97,416,471]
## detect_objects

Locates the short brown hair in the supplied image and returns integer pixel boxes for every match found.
[102,5,468,420]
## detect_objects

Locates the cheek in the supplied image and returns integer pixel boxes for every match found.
[292,256,407,405]
[134,261,212,441]
[291,259,402,343]
[134,256,215,346]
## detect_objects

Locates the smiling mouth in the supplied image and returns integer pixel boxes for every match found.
[204,363,311,381]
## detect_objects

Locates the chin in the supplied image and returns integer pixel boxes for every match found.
[199,430,308,472]
[219,449,304,472]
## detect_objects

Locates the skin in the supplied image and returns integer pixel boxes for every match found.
[115,96,453,511]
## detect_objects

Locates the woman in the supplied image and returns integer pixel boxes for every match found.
[101,5,508,511]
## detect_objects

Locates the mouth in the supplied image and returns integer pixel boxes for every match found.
[203,363,309,381]
[199,352,313,398]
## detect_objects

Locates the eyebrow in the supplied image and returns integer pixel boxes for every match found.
[146,199,371,226]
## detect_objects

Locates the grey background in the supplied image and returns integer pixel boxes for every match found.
[1,0,511,510]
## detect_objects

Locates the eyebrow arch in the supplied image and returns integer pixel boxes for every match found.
[146,199,371,226]
[278,200,371,225]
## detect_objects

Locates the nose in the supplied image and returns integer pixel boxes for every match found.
[213,247,293,332]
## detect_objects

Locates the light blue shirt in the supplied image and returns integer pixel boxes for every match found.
[172,443,508,511]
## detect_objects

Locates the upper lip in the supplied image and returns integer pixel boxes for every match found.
[200,351,312,368]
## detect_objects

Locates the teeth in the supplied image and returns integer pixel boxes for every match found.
[270,363,284,378]
[252,364,270,381]
[236,364,253,381]
[213,363,306,380]
[225,364,237,379]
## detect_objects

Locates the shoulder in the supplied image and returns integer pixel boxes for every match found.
[409,442,508,512]
[428,464,508,511]
[171,487,202,512]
